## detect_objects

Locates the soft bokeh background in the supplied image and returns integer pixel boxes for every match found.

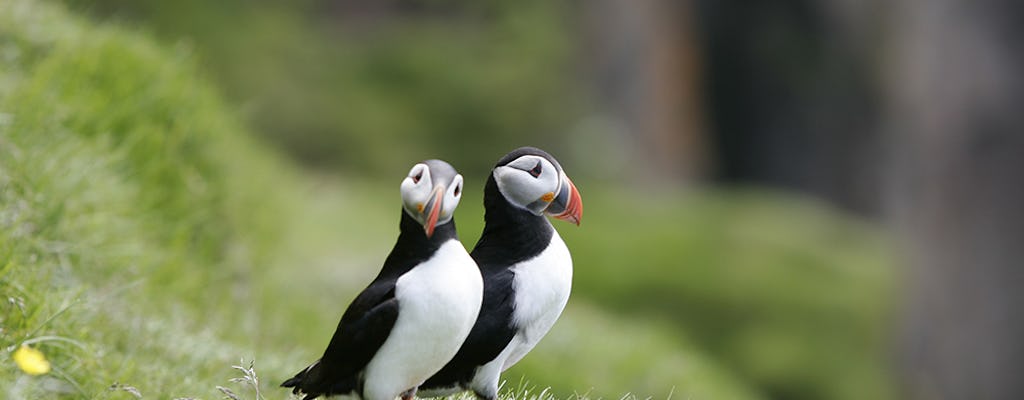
[2,0,1021,399]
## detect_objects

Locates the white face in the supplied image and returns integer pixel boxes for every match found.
[400,163,464,228]
[493,155,562,215]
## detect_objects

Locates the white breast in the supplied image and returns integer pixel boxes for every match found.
[466,230,573,399]
[362,240,483,400]
[503,230,573,369]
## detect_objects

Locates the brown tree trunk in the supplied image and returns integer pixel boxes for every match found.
[581,0,707,184]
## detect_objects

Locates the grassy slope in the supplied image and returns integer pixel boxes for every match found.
[0,0,297,396]
[0,1,763,399]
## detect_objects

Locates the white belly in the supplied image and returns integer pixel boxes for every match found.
[504,231,573,369]
[362,240,483,400]
[469,231,573,398]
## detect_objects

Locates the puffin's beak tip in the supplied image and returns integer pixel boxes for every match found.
[551,175,582,226]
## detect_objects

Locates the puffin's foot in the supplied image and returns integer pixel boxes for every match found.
[401,387,418,400]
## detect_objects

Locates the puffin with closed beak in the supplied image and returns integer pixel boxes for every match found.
[282,160,483,400]
[420,147,583,400]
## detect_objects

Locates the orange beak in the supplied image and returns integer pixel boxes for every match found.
[546,173,582,226]
[423,185,445,238]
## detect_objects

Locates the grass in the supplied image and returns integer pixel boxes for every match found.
[0,0,298,397]
[1,1,897,399]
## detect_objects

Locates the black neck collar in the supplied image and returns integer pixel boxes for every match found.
[377,210,458,280]
[471,175,554,269]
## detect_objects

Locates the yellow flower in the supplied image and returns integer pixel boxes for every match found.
[13,345,51,376]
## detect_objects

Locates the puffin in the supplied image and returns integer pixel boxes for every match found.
[419,147,583,400]
[282,160,483,400]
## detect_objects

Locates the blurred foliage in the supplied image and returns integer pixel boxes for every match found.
[62,0,583,177]
[555,188,897,400]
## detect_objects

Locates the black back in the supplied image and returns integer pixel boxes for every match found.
[422,162,554,391]
[282,210,459,399]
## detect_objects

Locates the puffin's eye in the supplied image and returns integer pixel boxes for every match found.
[412,171,423,183]
[453,184,461,197]
[529,162,542,178]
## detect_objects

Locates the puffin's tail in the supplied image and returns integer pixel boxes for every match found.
[281,360,324,400]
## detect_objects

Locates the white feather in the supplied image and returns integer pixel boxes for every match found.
[362,240,483,400]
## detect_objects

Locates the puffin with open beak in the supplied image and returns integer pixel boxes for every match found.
[419,147,583,400]
[282,160,483,400]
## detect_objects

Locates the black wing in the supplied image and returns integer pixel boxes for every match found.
[282,279,400,398]
[421,266,517,390]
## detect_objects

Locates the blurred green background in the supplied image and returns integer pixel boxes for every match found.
[4,0,1022,399]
